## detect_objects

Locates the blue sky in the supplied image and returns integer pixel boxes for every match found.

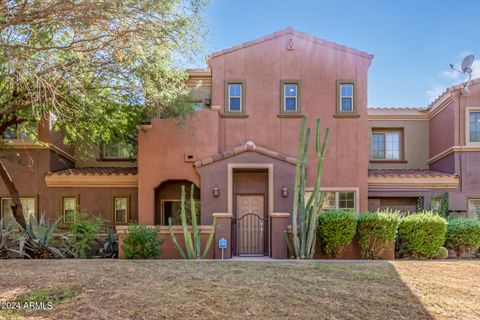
[200,0,480,108]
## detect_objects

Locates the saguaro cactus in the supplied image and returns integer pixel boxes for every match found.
[290,117,330,259]
[169,184,216,259]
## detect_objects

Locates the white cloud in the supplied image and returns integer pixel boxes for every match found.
[426,84,446,102]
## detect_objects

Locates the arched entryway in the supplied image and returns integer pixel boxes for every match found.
[154,180,200,225]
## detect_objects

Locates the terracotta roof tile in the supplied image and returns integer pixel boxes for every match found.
[195,142,297,168]
[368,169,457,178]
[47,167,137,176]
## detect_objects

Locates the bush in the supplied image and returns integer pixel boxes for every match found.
[435,246,449,259]
[64,218,101,259]
[357,210,400,259]
[122,224,163,259]
[444,217,480,258]
[317,210,357,258]
[398,211,447,259]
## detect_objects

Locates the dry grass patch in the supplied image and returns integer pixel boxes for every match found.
[0,260,478,319]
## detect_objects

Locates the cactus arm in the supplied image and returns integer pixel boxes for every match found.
[201,217,217,259]
[284,230,294,258]
[189,184,201,258]
[291,117,307,258]
[168,217,186,259]
[180,186,194,259]
[299,127,310,258]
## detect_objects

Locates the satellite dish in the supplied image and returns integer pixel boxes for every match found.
[450,54,475,94]
[461,55,474,73]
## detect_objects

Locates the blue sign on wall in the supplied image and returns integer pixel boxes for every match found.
[218,237,227,249]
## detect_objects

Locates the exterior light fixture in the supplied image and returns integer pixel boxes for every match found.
[212,186,220,197]
[282,186,289,198]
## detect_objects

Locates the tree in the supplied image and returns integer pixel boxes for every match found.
[0,0,207,227]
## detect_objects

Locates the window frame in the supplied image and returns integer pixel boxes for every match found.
[62,195,79,224]
[279,80,302,117]
[466,107,480,145]
[370,128,406,163]
[305,188,358,213]
[223,80,247,117]
[113,196,130,224]
[468,198,480,218]
[100,140,136,161]
[1,122,37,141]
[0,196,38,225]
[335,80,359,118]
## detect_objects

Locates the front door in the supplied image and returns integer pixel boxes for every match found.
[236,195,265,256]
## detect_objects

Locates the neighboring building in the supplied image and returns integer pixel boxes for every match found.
[0,28,477,257]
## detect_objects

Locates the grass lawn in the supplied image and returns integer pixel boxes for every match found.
[0,260,479,320]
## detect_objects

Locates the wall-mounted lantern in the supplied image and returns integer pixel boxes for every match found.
[281,186,289,198]
[212,186,220,197]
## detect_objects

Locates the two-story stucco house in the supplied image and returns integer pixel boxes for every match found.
[0,28,477,258]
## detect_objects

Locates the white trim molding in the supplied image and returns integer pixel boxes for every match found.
[368,176,459,189]
[45,174,138,187]
[466,107,480,146]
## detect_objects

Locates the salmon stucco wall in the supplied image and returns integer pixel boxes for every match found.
[208,31,371,212]
[137,108,220,224]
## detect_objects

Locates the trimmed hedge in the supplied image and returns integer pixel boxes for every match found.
[317,210,357,258]
[357,210,401,259]
[123,224,163,259]
[445,217,480,258]
[398,211,447,259]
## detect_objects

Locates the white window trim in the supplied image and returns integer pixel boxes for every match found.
[371,130,402,160]
[466,107,480,146]
[468,198,480,218]
[228,83,242,112]
[62,196,78,224]
[339,84,354,112]
[0,197,37,223]
[113,196,129,224]
[284,83,298,112]
[305,187,359,213]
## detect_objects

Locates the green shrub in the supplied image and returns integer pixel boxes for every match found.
[435,246,449,259]
[357,210,401,259]
[122,224,163,259]
[398,211,447,259]
[317,210,357,258]
[445,217,480,258]
[63,218,101,259]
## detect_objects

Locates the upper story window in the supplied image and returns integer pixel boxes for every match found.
[101,140,135,160]
[335,80,358,118]
[2,122,36,140]
[228,83,242,111]
[469,111,480,143]
[224,81,247,117]
[279,80,302,117]
[371,129,403,161]
[339,84,353,112]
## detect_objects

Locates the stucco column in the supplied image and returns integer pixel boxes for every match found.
[212,213,233,259]
[270,212,290,259]
[116,226,128,259]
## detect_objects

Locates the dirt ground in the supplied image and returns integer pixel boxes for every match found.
[0,260,479,320]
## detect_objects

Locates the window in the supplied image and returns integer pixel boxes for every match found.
[2,122,36,140]
[469,111,480,143]
[228,83,242,112]
[468,199,480,218]
[339,84,353,112]
[430,198,441,212]
[114,197,129,224]
[224,81,246,116]
[1,197,36,226]
[305,191,356,212]
[371,129,402,161]
[161,200,200,225]
[101,140,134,160]
[63,197,77,224]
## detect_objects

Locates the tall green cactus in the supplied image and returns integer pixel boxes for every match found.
[290,117,330,259]
[169,184,216,259]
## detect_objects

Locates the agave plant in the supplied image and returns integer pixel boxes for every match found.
[25,214,64,259]
[97,227,118,258]
[0,218,29,259]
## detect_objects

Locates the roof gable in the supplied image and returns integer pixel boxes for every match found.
[207,27,374,62]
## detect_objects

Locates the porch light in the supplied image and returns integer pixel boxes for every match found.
[282,186,289,198]
[212,186,220,197]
